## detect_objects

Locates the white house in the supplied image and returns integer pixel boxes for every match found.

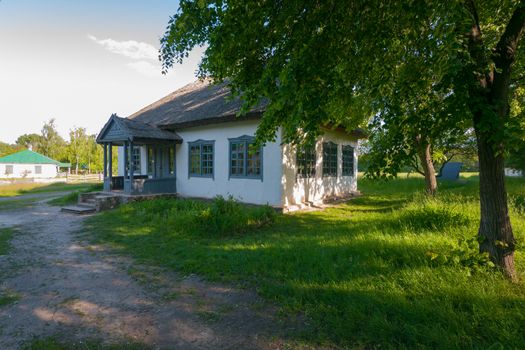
[0,149,70,179]
[97,80,364,210]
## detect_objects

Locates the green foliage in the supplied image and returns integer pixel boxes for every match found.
[0,141,22,158]
[39,119,67,162]
[427,237,495,274]
[86,175,525,348]
[15,133,43,152]
[197,196,278,236]
[201,195,248,235]
[160,1,522,145]
[6,120,105,174]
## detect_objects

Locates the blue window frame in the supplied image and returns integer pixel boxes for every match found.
[342,145,355,176]
[229,135,263,180]
[188,140,214,178]
[296,144,316,178]
[322,141,338,177]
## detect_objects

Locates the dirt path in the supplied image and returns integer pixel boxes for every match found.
[0,201,293,349]
[0,191,72,202]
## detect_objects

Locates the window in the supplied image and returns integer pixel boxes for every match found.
[322,142,338,177]
[35,165,42,174]
[5,165,13,175]
[342,145,355,176]
[132,146,141,174]
[229,136,262,179]
[296,144,316,178]
[188,140,214,178]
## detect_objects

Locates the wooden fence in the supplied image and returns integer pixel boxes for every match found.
[66,173,103,183]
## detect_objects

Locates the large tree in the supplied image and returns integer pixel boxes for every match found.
[161,0,525,278]
[67,127,90,174]
[39,119,67,161]
[15,133,43,152]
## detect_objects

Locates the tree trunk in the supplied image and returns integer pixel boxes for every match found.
[465,0,524,280]
[475,129,516,280]
[75,155,79,175]
[417,142,437,195]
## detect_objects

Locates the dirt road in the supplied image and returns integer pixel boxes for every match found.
[0,199,290,349]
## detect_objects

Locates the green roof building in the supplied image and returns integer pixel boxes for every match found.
[0,149,70,179]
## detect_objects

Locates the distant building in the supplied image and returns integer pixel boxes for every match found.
[505,168,523,177]
[0,149,70,179]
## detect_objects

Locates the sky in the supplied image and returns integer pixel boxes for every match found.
[0,0,204,144]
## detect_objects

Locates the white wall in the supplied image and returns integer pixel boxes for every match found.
[114,121,359,209]
[281,128,358,208]
[176,120,283,206]
[0,163,58,179]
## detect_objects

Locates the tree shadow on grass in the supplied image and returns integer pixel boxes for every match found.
[84,193,523,348]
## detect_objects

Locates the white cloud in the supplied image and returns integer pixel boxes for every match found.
[88,34,158,61]
[127,60,163,78]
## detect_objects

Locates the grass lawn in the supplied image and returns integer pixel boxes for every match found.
[85,175,525,348]
[0,182,102,198]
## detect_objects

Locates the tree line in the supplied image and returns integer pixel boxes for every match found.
[0,119,109,174]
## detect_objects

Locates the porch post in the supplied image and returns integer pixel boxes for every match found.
[129,140,134,191]
[103,143,107,178]
[108,142,113,190]
[123,142,128,179]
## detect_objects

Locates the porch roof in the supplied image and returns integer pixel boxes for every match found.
[96,114,182,144]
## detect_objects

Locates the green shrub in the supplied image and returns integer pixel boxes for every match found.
[427,237,496,274]
[249,205,277,228]
[201,196,248,236]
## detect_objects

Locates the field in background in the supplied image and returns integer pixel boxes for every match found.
[85,174,525,348]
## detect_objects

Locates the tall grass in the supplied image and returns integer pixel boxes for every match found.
[86,175,525,348]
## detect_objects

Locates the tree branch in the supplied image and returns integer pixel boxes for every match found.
[494,1,525,67]
[491,1,525,118]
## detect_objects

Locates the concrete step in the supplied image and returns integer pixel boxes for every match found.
[61,204,96,215]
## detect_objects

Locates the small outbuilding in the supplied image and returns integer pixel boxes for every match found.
[0,149,70,179]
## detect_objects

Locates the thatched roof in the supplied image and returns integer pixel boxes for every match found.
[128,80,265,130]
[125,79,367,139]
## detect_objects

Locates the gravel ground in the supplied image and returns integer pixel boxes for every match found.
[0,198,294,349]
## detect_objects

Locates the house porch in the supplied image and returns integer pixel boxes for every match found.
[96,114,182,195]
